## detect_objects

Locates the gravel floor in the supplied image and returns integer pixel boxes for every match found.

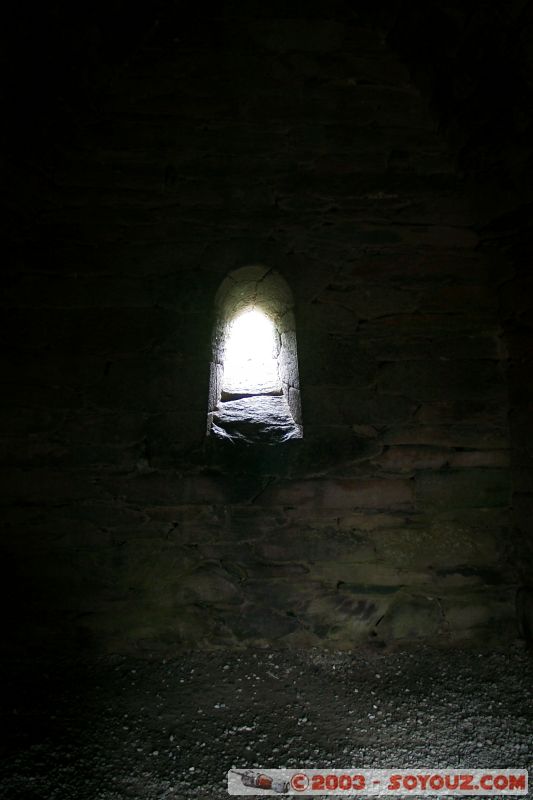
[1,643,531,799]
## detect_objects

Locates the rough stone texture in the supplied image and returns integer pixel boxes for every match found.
[381,2,533,636]
[2,2,532,654]
[212,396,301,443]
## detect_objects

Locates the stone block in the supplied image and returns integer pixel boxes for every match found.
[255,528,376,564]
[106,473,227,506]
[0,469,103,505]
[416,469,511,510]
[311,282,419,320]
[229,604,301,642]
[286,426,382,477]
[303,387,417,426]
[419,283,497,315]
[383,425,508,449]
[225,507,287,542]
[176,567,242,607]
[375,446,452,473]
[361,332,501,362]
[376,594,443,640]
[245,562,309,579]
[309,561,418,586]
[442,589,517,641]
[249,20,345,52]
[258,478,413,509]
[306,586,394,644]
[371,517,504,573]
[448,449,510,468]
[377,360,506,402]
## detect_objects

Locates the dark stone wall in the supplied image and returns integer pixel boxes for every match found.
[383,0,533,628]
[2,3,528,654]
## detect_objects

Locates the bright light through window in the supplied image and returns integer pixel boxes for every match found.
[222,307,281,395]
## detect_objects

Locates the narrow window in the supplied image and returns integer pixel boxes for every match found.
[207,266,303,444]
[222,308,281,398]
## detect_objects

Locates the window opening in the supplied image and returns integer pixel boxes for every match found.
[207,266,302,444]
[222,307,281,398]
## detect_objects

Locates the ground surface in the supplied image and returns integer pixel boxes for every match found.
[0,643,531,799]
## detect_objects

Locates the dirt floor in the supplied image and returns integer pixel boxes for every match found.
[0,643,531,799]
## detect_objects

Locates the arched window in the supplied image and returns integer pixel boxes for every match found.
[207,266,303,444]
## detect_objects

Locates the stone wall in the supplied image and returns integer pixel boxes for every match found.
[1,6,519,653]
[385,0,533,636]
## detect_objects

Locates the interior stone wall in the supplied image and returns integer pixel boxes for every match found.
[383,0,533,638]
[1,6,520,653]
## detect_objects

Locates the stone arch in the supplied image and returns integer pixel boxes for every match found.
[207,266,303,443]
